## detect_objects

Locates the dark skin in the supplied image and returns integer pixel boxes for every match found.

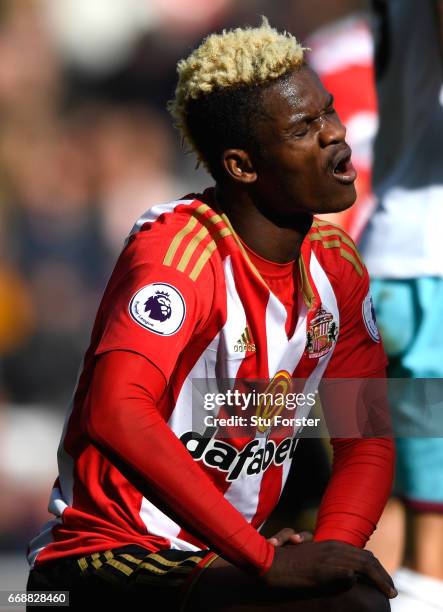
[189,530,394,611]
[190,66,395,611]
[215,65,356,263]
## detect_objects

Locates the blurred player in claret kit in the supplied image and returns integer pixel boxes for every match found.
[26,18,396,612]
[361,0,443,608]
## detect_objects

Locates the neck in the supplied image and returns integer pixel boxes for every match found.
[214,184,312,264]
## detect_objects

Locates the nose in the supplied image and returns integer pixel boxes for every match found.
[318,113,346,147]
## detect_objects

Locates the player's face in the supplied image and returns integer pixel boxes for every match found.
[252,65,356,218]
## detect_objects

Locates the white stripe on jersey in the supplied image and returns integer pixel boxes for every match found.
[29,375,80,566]
[139,257,250,544]
[218,253,339,522]
[224,441,268,523]
[279,251,339,497]
[127,199,194,240]
[227,283,307,520]
[48,485,68,517]
[217,257,249,378]
[139,498,201,552]
[56,405,75,509]
[27,518,63,568]
[28,488,67,567]
[305,251,340,389]
[265,289,309,377]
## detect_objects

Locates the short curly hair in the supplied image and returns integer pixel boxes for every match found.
[168,17,306,179]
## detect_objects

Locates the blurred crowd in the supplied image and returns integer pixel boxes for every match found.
[0,0,373,553]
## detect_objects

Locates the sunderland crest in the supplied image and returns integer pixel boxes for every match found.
[306,304,338,358]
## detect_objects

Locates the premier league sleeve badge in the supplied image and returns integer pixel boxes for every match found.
[362,291,381,343]
[129,282,186,335]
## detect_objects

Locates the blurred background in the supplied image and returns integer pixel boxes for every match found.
[0,0,441,606]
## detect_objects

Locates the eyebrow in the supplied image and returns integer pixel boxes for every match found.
[286,93,335,128]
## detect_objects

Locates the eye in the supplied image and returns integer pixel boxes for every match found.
[294,128,308,138]
[292,123,309,138]
[326,105,336,115]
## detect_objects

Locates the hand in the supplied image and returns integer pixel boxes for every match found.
[268,527,313,547]
[262,540,397,599]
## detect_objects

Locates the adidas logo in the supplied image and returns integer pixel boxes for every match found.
[234,326,256,353]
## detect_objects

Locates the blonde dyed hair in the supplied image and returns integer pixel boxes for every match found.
[168,17,306,160]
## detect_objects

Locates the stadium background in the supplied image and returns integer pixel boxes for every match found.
[0,0,410,600]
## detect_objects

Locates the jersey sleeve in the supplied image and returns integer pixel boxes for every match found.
[313,435,395,547]
[325,260,387,378]
[85,350,275,574]
[95,241,214,383]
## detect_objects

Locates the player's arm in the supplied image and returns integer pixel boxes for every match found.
[315,372,395,546]
[85,349,275,574]
[314,250,395,548]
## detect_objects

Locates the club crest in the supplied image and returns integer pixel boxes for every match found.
[306,304,338,358]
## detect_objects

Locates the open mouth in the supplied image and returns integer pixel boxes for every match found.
[331,152,357,185]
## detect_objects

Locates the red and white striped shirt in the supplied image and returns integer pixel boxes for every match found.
[28,189,386,569]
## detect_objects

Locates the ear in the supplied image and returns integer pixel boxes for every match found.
[222,149,257,184]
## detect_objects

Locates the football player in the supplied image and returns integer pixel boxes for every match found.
[27,18,395,612]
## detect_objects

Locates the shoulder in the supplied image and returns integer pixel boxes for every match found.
[117,195,224,286]
[308,217,366,283]
[98,196,225,341]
